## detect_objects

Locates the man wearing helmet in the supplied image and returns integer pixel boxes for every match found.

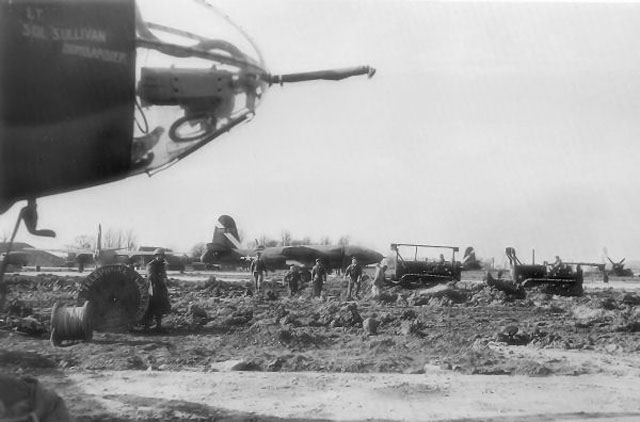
[344,257,363,300]
[372,262,388,297]
[311,258,327,298]
[142,248,171,331]
[250,251,268,293]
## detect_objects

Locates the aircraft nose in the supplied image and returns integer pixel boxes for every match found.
[370,250,384,263]
[347,246,384,265]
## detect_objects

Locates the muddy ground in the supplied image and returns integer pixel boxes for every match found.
[2,270,640,421]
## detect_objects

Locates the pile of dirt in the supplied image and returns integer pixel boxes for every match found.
[408,284,470,306]
[3,272,640,380]
[1,298,49,337]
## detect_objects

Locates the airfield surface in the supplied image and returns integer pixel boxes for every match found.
[3,270,640,421]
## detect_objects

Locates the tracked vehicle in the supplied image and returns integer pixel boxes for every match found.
[389,243,461,288]
[489,247,602,296]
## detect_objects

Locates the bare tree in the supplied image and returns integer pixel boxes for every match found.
[102,228,122,249]
[280,230,292,246]
[71,234,94,250]
[190,242,207,259]
[338,235,350,246]
[257,235,278,248]
[319,236,331,245]
[301,236,312,245]
[123,228,137,251]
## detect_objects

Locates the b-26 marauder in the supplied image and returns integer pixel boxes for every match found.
[201,215,384,281]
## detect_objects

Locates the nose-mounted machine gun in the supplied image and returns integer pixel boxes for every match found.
[137,65,375,144]
[134,1,375,167]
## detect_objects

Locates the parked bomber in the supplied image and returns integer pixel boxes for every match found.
[462,246,483,271]
[26,225,187,272]
[201,215,384,280]
[126,247,188,272]
[607,256,634,277]
[26,224,122,272]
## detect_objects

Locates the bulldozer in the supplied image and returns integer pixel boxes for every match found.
[389,243,462,289]
[485,247,602,296]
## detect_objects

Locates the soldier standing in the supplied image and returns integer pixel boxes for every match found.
[311,259,327,297]
[283,265,301,297]
[344,257,363,300]
[371,262,388,296]
[250,251,268,292]
[142,248,171,332]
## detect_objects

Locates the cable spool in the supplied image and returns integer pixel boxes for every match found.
[77,264,149,332]
[50,301,93,347]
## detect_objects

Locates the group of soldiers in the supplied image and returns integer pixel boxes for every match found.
[143,250,389,335]
[250,252,388,300]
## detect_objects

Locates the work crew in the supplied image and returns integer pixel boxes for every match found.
[311,258,327,297]
[371,262,388,296]
[344,257,363,300]
[142,248,171,332]
[283,265,301,297]
[250,252,268,292]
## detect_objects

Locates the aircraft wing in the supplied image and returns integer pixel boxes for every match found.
[22,246,94,259]
[281,245,339,267]
[24,246,121,255]
[281,245,340,254]
[121,250,156,260]
[123,250,185,260]
[285,259,308,267]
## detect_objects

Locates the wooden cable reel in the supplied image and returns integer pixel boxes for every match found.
[77,264,149,332]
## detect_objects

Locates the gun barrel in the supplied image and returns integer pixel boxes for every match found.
[268,66,375,85]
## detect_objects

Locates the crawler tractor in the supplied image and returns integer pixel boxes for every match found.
[389,243,461,288]
[490,247,600,296]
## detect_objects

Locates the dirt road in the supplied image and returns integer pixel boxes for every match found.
[34,369,640,421]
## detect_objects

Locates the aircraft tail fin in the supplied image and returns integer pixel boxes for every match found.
[93,224,102,261]
[463,246,475,263]
[211,215,241,251]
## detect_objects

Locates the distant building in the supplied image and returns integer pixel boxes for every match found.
[0,242,66,267]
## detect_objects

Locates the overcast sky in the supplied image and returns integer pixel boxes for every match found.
[3,0,640,266]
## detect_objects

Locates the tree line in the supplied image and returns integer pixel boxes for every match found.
[188,231,352,259]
